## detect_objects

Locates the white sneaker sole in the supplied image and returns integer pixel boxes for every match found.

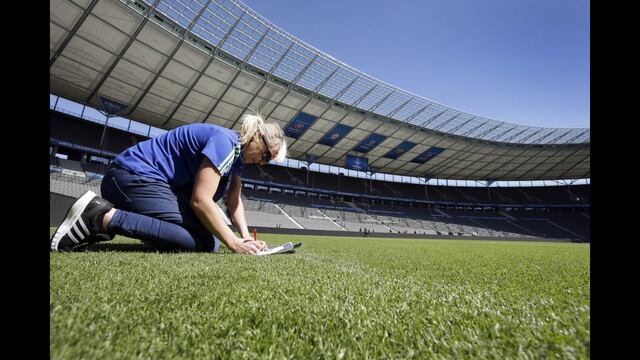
[50,190,96,251]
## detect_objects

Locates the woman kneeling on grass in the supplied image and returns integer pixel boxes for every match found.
[50,112,286,255]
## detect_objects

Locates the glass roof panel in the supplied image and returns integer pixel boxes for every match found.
[153,0,590,145]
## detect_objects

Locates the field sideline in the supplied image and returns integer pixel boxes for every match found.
[50,230,590,358]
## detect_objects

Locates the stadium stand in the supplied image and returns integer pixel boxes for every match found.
[49,0,589,244]
[50,159,589,241]
[49,110,589,242]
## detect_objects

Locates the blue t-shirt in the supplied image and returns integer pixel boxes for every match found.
[113,124,243,201]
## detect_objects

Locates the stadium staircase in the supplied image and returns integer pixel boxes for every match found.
[468,219,498,236]
[257,166,274,181]
[315,209,347,231]
[363,213,395,233]
[433,208,451,218]
[518,189,543,204]
[506,220,540,237]
[491,189,515,204]
[431,187,450,201]
[284,168,305,186]
[381,182,404,197]
[272,203,304,229]
[408,218,437,234]
[453,188,478,203]
[499,211,516,221]
[546,221,588,241]
[239,196,300,229]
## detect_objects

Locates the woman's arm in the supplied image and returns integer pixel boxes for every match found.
[191,158,261,254]
[226,175,251,238]
[226,175,267,249]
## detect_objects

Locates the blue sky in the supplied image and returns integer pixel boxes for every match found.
[240,0,589,129]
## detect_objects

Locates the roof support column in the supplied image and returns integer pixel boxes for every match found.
[127,1,213,119]
[50,0,101,68]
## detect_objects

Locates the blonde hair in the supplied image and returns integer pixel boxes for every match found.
[239,111,287,162]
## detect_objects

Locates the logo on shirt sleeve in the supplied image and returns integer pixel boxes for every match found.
[218,144,241,175]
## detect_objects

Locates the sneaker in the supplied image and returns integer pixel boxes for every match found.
[50,190,114,252]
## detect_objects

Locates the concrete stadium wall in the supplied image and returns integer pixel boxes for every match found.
[50,192,574,243]
[248,226,574,243]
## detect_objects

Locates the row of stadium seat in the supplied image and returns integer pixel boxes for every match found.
[51,152,588,208]
[243,164,589,206]
[50,169,589,241]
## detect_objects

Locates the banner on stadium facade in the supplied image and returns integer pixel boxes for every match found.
[318,123,353,146]
[411,146,445,163]
[383,140,417,159]
[50,138,119,157]
[345,154,368,172]
[98,96,128,117]
[352,133,387,153]
[284,112,317,139]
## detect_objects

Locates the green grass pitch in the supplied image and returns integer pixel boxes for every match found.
[50,229,590,359]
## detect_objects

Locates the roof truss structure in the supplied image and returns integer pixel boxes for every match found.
[50,0,589,180]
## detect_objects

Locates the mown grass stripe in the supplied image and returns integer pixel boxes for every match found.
[50,229,590,359]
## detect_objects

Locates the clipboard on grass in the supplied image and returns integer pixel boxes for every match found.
[256,242,303,256]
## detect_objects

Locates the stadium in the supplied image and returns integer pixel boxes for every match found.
[50,0,590,358]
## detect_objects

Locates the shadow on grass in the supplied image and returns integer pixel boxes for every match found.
[79,242,230,253]
[81,243,160,253]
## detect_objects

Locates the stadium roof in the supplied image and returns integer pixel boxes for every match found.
[50,0,590,180]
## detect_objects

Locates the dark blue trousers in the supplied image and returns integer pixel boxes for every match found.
[100,166,220,252]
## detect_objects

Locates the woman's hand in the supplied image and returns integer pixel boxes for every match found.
[241,236,267,251]
[229,238,263,255]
